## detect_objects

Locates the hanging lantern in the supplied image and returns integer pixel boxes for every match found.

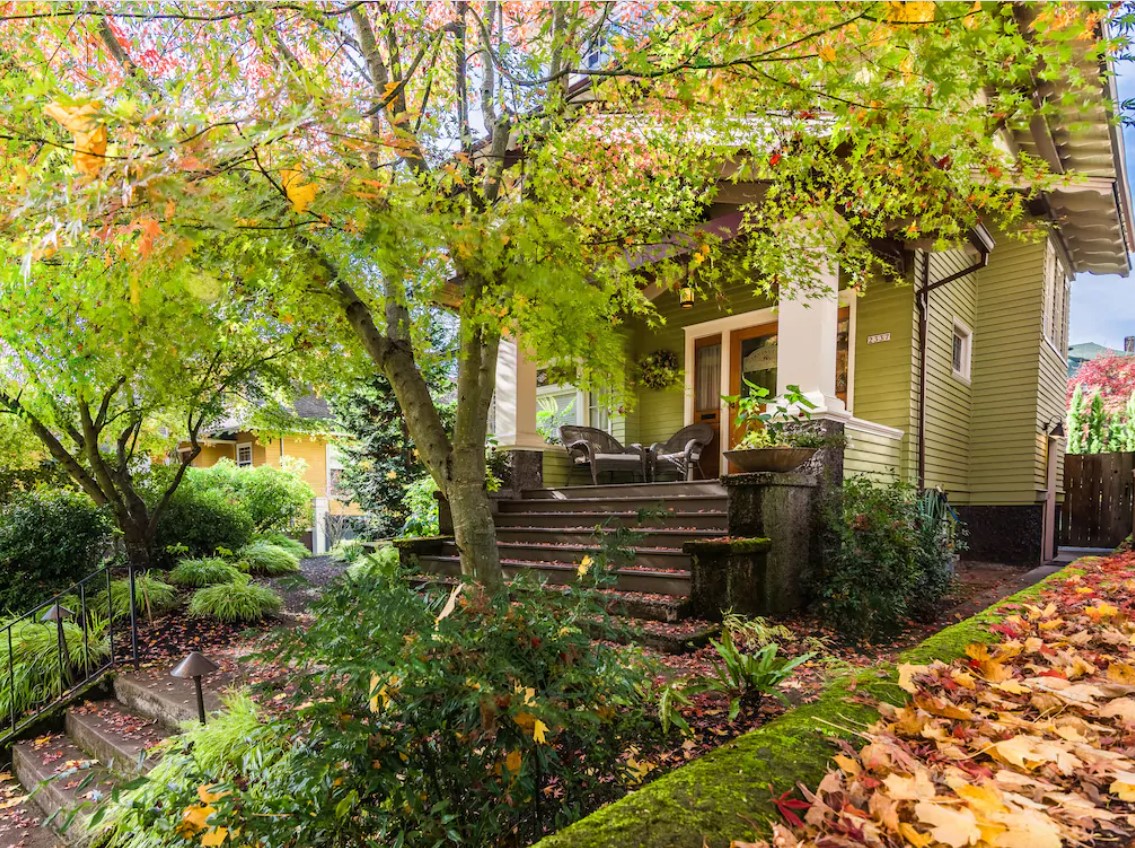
[678,262,694,308]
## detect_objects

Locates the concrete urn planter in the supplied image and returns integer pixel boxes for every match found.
[722,447,817,473]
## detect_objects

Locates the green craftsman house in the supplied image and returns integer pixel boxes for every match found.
[488,60,1132,568]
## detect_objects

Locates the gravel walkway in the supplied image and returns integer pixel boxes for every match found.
[265,555,349,614]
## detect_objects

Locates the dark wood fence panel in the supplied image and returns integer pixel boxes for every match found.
[1060,452,1135,548]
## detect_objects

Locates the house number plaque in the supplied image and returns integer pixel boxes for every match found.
[867,333,891,344]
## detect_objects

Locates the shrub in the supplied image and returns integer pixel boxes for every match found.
[153,486,253,563]
[817,476,960,639]
[94,578,661,848]
[0,613,111,719]
[399,474,439,537]
[169,557,243,588]
[0,488,113,613]
[329,537,365,564]
[92,574,179,622]
[238,542,301,576]
[188,577,283,622]
[181,459,315,533]
[345,545,400,580]
[251,532,310,559]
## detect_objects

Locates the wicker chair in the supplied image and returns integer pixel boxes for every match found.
[649,423,714,481]
[559,425,647,485]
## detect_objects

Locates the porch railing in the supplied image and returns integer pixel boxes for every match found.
[0,564,139,747]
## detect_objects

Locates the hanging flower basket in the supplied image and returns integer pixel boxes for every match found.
[637,349,682,391]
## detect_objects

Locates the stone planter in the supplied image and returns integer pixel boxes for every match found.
[684,537,773,620]
[723,447,817,473]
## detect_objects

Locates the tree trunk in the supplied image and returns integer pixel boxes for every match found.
[120,518,154,573]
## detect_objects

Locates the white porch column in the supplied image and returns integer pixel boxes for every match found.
[312,497,329,554]
[494,336,544,449]
[776,260,846,416]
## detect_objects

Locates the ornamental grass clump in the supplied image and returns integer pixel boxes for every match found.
[188,576,282,623]
[0,614,110,719]
[250,532,310,560]
[168,557,243,588]
[92,573,179,622]
[237,541,301,576]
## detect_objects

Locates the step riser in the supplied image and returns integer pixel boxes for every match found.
[442,543,689,570]
[494,512,727,530]
[113,677,200,733]
[13,742,103,845]
[418,558,690,596]
[495,528,720,547]
[499,497,727,514]
[522,481,726,500]
[65,712,157,780]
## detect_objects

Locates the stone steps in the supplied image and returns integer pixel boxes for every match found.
[8,666,236,845]
[521,480,726,500]
[417,555,692,596]
[496,494,728,514]
[493,510,727,530]
[494,526,723,548]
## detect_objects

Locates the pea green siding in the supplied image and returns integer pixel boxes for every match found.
[542,449,573,488]
[969,235,1051,506]
[844,426,904,482]
[848,279,916,478]
[919,249,978,503]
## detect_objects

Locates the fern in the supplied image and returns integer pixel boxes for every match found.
[346,545,400,580]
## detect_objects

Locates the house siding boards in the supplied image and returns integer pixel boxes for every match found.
[919,249,978,503]
[969,236,1049,506]
[844,427,904,482]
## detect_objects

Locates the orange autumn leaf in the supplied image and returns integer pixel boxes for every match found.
[44,101,107,177]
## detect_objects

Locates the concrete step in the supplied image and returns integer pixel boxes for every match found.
[12,735,114,842]
[65,701,168,779]
[493,510,727,530]
[497,494,727,514]
[522,480,726,500]
[494,526,723,547]
[441,540,690,571]
[114,667,237,733]
[0,770,60,848]
[418,555,691,596]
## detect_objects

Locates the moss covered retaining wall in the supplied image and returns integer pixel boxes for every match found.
[533,566,1076,848]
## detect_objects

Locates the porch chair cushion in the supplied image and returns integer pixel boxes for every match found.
[649,423,714,481]
[559,425,647,485]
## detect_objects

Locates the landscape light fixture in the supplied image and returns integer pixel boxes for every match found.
[171,651,220,725]
[41,603,74,692]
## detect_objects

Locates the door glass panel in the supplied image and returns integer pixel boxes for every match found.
[836,312,850,402]
[694,342,721,413]
[739,333,778,398]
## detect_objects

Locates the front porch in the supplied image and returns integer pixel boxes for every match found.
[493,269,907,490]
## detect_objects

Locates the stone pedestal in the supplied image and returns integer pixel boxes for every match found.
[720,471,822,614]
[684,538,773,619]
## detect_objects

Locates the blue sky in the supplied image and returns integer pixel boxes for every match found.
[1069,61,1135,348]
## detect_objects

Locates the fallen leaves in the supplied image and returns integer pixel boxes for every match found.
[741,552,1135,847]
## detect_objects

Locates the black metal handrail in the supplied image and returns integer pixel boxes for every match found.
[0,563,139,746]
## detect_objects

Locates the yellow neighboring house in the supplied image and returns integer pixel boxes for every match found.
[179,396,360,554]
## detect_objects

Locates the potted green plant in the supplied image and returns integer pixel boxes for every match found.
[722,382,822,473]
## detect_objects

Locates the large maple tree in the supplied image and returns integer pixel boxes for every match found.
[0,1,1120,586]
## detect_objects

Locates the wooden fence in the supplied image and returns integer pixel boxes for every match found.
[1059,452,1135,549]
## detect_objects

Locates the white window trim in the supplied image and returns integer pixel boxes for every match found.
[326,443,344,498]
[951,318,973,384]
[236,441,253,468]
[536,383,611,436]
[681,290,856,425]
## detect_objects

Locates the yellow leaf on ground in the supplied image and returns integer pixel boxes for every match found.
[201,827,228,847]
[898,822,934,848]
[505,750,521,773]
[532,719,549,744]
[898,663,926,694]
[280,168,317,214]
[913,801,980,848]
[1110,772,1135,801]
[197,785,226,805]
[178,803,215,837]
[1108,662,1135,684]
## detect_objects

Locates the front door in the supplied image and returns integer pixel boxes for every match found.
[692,335,722,477]
[728,322,779,449]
